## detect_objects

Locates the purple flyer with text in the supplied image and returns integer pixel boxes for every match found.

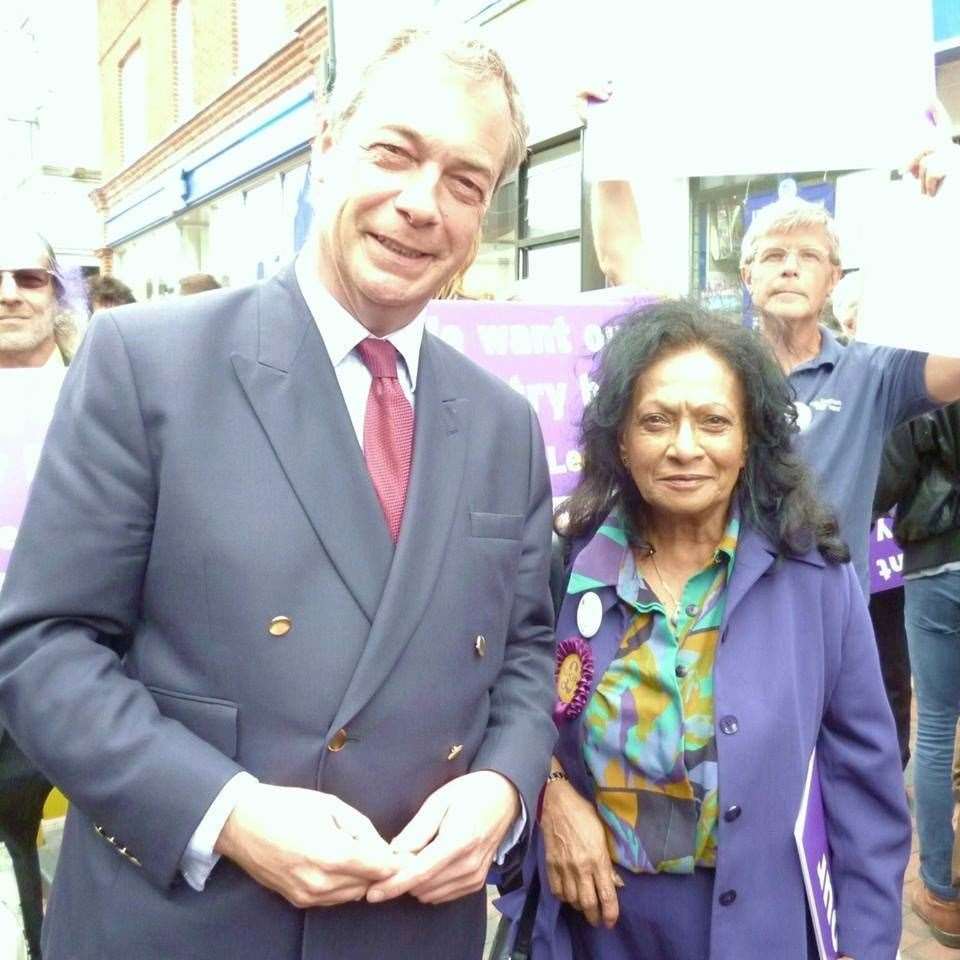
[794,749,840,960]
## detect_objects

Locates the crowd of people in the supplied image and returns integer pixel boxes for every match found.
[0,20,958,960]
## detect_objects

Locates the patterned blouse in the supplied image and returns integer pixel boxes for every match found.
[566,506,739,874]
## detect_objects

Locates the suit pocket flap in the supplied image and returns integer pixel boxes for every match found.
[470,511,524,540]
[147,686,238,759]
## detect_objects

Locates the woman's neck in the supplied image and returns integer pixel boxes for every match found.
[643,510,727,569]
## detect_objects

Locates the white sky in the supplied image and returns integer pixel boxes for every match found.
[0,0,101,192]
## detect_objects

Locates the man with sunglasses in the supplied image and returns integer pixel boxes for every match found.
[0,229,67,370]
[0,226,69,960]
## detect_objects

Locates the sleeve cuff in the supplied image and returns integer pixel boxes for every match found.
[180,771,259,891]
[493,795,528,865]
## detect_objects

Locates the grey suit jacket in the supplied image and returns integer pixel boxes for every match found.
[0,266,557,960]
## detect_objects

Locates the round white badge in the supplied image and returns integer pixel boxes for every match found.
[576,591,603,639]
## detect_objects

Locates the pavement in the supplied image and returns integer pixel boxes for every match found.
[0,773,955,960]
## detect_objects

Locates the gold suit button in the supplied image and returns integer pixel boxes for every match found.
[447,744,463,761]
[474,635,486,657]
[268,616,292,637]
[327,728,348,752]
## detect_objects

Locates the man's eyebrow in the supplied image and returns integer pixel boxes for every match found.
[378,125,497,181]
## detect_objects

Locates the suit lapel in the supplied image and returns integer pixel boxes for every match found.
[330,335,468,727]
[231,266,393,624]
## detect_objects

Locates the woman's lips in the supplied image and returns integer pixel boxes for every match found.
[658,475,711,488]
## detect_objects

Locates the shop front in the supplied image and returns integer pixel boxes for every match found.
[104,83,315,301]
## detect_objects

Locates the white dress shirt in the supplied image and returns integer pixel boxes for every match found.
[180,254,524,891]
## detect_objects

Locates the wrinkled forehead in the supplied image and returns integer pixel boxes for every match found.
[339,51,509,158]
[634,346,745,407]
[754,225,832,253]
[0,229,51,269]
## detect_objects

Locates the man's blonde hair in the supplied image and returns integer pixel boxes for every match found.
[323,24,528,191]
[740,197,842,269]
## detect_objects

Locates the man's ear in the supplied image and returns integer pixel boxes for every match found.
[311,118,337,182]
[826,264,842,296]
[739,264,752,289]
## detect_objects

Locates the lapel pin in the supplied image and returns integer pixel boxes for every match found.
[576,591,603,638]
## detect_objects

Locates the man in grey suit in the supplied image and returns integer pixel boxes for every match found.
[0,26,557,960]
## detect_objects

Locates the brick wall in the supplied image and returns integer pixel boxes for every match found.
[193,0,239,109]
[97,0,325,183]
[99,0,177,179]
[286,0,321,26]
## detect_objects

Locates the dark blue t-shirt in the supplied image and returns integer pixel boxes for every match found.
[790,328,934,592]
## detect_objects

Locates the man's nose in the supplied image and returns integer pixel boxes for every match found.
[781,251,800,274]
[0,271,23,301]
[394,166,441,227]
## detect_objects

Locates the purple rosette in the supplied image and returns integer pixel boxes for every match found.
[553,636,594,722]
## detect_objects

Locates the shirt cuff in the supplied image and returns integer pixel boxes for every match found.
[180,771,259,891]
[493,795,528,865]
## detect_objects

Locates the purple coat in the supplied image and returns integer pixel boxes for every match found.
[500,522,911,959]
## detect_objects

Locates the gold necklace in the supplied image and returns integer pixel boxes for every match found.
[643,546,681,628]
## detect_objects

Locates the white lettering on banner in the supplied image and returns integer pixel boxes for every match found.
[582,323,619,353]
[876,553,904,582]
[578,374,599,406]
[816,854,840,951]
[545,445,584,477]
[476,317,572,356]
[506,377,568,422]
[876,517,895,542]
[0,525,17,552]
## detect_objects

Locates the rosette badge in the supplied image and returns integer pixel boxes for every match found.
[554,637,594,721]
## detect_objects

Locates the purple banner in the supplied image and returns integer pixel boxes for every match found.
[427,298,900,593]
[870,514,904,594]
[0,305,902,599]
[425,298,648,497]
[794,750,840,960]
[0,370,64,589]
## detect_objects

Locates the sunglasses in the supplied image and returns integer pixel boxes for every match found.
[0,268,55,290]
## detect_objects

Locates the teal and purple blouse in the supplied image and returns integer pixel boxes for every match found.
[564,506,739,874]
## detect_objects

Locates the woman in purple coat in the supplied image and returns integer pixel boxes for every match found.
[499,301,910,959]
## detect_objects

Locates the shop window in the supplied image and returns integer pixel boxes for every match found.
[521,138,580,239]
[517,132,600,296]
[174,0,194,123]
[462,131,601,299]
[120,43,147,164]
[691,173,837,321]
[523,240,582,295]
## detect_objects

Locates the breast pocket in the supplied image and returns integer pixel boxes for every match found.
[470,511,524,540]
[147,686,239,759]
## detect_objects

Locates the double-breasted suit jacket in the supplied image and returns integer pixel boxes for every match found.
[0,265,557,960]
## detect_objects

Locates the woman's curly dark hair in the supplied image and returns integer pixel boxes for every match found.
[561,300,849,564]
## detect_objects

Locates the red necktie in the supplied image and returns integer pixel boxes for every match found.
[355,338,414,543]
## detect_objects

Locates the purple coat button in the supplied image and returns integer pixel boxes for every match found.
[719,715,739,735]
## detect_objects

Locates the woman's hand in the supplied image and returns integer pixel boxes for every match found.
[541,778,622,928]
